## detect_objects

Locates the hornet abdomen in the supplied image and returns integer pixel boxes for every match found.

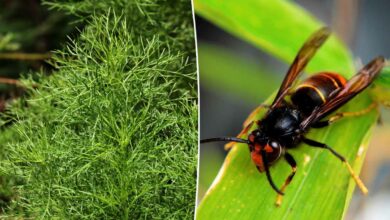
[291,72,347,116]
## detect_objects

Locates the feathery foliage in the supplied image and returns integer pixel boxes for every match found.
[0,0,197,218]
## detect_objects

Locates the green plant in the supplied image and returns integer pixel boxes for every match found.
[196,0,389,219]
[0,0,197,218]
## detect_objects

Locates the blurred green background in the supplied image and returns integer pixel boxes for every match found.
[197,0,390,219]
[0,0,81,106]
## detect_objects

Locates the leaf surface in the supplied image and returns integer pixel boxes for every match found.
[195,0,381,219]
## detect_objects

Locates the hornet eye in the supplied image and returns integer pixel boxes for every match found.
[266,141,282,164]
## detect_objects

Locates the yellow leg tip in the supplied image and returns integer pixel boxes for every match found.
[275,195,283,207]
[362,187,369,195]
[224,142,234,150]
[344,162,369,195]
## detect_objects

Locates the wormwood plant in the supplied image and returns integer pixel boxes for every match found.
[0,0,197,218]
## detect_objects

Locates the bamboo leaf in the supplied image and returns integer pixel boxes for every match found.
[198,42,281,102]
[374,66,390,87]
[371,67,390,104]
[195,0,354,76]
[195,0,382,219]
[197,95,376,219]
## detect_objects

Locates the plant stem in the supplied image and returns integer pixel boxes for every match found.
[0,53,50,60]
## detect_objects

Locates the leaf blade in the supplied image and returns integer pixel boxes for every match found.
[198,42,281,102]
[195,0,380,219]
[195,0,354,76]
[197,93,377,219]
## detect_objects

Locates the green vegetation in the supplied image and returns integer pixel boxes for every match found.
[195,0,354,76]
[0,0,197,218]
[198,43,280,102]
[195,0,388,219]
[0,0,78,76]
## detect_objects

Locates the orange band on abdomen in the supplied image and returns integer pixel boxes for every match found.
[296,84,326,103]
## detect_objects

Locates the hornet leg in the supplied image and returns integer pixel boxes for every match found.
[275,153,297,206]
[260,150,283,195]
[302,138,368,194]
[312,102,377,128]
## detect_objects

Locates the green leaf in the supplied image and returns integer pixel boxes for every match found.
[198,42,281,102]
[195,0,354,76]
[197,94,376,220]
[195,0,381,219]
[371,66,390,104]
[374,66,390,88]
